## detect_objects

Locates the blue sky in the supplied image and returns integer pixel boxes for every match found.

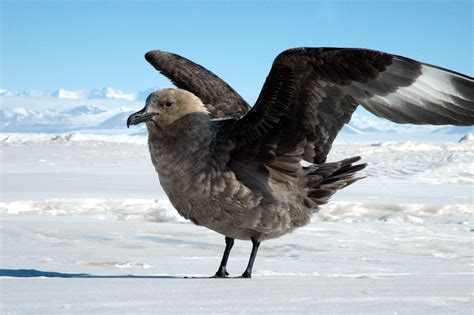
[2,0,472,102]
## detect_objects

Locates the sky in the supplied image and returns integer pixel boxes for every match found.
[1,0,472,102]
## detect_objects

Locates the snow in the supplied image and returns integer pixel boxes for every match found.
[96,111,137,129]
[2,215,471,314]
[0,89,15,97]
[0,105,139,132]
[3,86,148,102]
[89,87,136,101]
[51,88,90,100]
[1,134,473,313]
[1,198,183,223]
[65,105,107,116]
[49,87,136,101]
[459,132,474,143]
[135,86,160,100]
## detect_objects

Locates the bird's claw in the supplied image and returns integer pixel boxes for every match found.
[214,268,229,278]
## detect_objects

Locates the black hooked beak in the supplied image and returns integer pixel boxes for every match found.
[127,108,159,128]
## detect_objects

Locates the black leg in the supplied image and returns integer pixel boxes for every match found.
[214,236,234,277]
[241,237,261,278]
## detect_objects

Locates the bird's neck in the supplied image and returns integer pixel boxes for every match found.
[148,112,213,179]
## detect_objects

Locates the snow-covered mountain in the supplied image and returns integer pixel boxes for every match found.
[50,87,136,101]
[88,87,136,101]
[0,87,152,132]
[1,86,472,137]
[51,88,89,100]
[1,104,472,137]
[341,125,363,134]
[136,86,160,101]
[3,87,147,101]
[1,108,71,133]
[432,126,474,135]
[1,89,51,97]
[95,111,136,129]
[65,105,107,116]
[0,105,126,132]
[0,89,15,97]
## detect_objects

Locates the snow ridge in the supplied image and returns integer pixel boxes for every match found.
[1,199,471,225]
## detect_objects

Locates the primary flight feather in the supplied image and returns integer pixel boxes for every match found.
[127,47,473,278]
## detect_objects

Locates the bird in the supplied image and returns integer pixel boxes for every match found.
[127,47,474,278]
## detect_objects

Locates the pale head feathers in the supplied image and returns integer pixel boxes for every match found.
[145,88,209,127]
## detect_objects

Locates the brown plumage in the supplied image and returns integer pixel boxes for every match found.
[127,47,474,278]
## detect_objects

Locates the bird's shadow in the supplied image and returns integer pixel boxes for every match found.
[0,269,242,279]
[0,268,179,279]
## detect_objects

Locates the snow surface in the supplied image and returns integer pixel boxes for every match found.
[1,134,473,313]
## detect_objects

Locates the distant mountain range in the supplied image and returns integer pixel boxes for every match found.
[0,104,148,133]
[1,87,472,136]
[0,87,158,101]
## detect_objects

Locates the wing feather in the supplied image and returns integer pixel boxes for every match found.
[145,50,250,119]
[229,47,473,165]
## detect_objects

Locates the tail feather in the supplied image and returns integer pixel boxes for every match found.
[304,156,366,206]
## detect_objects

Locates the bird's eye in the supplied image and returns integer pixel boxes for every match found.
[165,101,173,107]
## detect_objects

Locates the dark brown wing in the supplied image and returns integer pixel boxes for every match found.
[230,47,474,169]
[145,50,250,119]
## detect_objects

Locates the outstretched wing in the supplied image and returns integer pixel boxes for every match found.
[230,47,474,169]
[145,50,250,119]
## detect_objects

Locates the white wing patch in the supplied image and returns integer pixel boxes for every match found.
[419,65,471,100]
[359,59,474,125]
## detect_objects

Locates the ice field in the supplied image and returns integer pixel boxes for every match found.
[1,133,473,313]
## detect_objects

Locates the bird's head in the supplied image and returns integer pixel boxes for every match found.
[127,88,208,129]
